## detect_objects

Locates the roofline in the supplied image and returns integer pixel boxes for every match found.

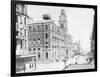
[28,20,55,25]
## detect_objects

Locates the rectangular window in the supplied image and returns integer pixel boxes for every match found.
[33,48,36,51]
[38,52,40,59]
[38,25,39,31]
[24,29,26,37]
[46,42,48,44]
[35,25,38,31]
[24,17,26,25]
[19,5,22,13]
[42,25,44,31]
[33,26,35,31]
[32,64,34,68]
[20,40,22,49]
[38,48,40,50]
[30,64,31,68]
[20,16,22,24]
[46,33,48,39]
[52,45,54,48]
[52,36,54,39]
[45,25,48,30]
[46,46,48,49]
[52,26,54,31]
[29,48,31,51]
[29,26,31,31]
[16,15,18,23]
[46,52,48,59]
[25,40,26,48]
[34,28,35,31]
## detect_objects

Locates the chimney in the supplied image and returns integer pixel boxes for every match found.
[43,14,51,20]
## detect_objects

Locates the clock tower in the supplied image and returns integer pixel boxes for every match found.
[58,9,68,32]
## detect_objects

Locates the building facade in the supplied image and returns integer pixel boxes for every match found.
[90,14,95,59]
[16,4,29,55]
[16,4,36,72]
[27,9,73,63]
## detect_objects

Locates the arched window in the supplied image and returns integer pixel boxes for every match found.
[29,26,31,31]
[37,38,40,44]
[33,39,36,44]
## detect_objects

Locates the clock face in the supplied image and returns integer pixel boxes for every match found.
[61,23,64,28]
[60,15,66,21]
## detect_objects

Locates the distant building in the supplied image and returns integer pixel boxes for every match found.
[27,9,73,63]
[66,34,74,57]
[90,14,95,58]
[74,41,81,52]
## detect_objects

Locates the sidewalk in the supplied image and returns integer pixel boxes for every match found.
[26,61,65,72]
[65,64,95,70]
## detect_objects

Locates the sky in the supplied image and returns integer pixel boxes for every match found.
[27,5,94,53]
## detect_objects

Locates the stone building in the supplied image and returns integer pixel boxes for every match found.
[16,4,29,54]
[16,4,36,72]
[27,9,73,63]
